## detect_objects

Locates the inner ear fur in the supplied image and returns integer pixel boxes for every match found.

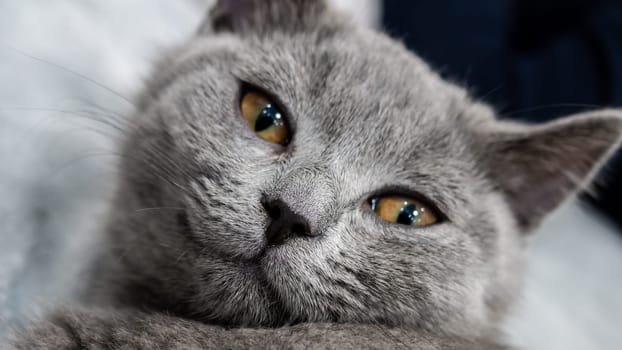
[198,0,329,36]
[482,109,622,231]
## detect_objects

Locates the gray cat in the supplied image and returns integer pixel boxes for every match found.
[8,0,622,349]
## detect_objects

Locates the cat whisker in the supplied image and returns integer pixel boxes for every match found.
[134,207,186,213]
[172,249,189,266]
[70,98,140,132]
[1,106,126,141]
[43,152,124,180]
[3,44,135,107]
[501,103,606,118]
[38,149,192,210]
[477,83,504,102]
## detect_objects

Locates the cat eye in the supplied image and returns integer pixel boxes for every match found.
[369,195,438,227]
[240,90,290,145]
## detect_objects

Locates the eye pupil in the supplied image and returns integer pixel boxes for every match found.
[254,110,272,132]
[254,105,280,132]
[396,203,417,225]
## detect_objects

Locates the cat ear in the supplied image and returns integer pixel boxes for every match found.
[198,0,328,35]
[483,109,622,232]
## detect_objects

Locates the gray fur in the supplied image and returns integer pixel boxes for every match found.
[8,0,622,348]
[7,308,509,350]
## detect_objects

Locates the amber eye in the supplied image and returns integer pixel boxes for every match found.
[240,90,289,145]
[370,195,438,226]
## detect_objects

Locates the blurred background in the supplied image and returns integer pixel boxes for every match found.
[0,1,621,349]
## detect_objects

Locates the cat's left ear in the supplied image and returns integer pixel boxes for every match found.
[482,109,622,232]
[198,0,328,36]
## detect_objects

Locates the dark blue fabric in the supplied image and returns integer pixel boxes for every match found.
[383,0,622,226]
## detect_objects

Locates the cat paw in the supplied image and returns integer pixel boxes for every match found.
[6,309,114,350]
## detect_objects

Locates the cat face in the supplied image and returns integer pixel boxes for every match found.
[102,0,622,336]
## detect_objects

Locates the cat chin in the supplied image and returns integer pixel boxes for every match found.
[191,240,335,327]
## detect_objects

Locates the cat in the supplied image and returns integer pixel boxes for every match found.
[7,0,622,348]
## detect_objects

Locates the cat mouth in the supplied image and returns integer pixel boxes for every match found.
[249,243,282,264]
[250,233,302,262]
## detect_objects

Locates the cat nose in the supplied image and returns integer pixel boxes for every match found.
[261,198,315,246]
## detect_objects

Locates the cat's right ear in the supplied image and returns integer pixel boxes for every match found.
[198,0,328,36]
[481,109,622,232]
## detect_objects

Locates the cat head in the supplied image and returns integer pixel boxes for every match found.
[101,0,622,337]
